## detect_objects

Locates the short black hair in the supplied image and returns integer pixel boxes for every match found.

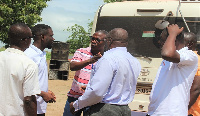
[32,24,51,37]
[184,32,197,44]
[96,30,108,36]
[184,32,197,49]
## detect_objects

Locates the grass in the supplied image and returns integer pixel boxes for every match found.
[46,51,51,60]
[0,47,5,52]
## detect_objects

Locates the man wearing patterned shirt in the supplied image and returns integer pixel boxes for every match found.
[63,30,108,116]
[69,28,141,116]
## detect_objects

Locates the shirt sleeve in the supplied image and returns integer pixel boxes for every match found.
[71,49,83,62]
[23,63,41,97]
[73,58,113,111]
[179,50,198,66]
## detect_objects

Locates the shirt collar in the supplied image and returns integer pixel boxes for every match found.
[177,46,188,52]
[30,45,46,55]
[6,48,25,55]
[106,47,127,52]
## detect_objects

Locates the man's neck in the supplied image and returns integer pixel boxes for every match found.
[33,42,44,51]
[176,44,185,50]
[91,49,104,56]
[10,45,24,51]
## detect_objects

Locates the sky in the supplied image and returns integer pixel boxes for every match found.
[0,0,105,47]
[39,0,104,42]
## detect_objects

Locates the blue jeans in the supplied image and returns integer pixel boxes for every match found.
[63,96,83,116]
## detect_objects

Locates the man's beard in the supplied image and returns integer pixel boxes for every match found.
[104,43,110,52]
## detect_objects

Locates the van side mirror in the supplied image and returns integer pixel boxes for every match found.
[155,20,169,30]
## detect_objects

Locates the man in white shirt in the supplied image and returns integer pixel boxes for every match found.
[70,28,141,116]
[0,23,41,116]
[148,24,198,116]
[25,24,56,116]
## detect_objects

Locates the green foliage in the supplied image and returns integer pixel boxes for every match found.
[0,47,5,52]
[46,51,51,60]
[66,21,93,53]
[0,0,51,45]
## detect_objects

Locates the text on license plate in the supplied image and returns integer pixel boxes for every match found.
[136,88,151,94]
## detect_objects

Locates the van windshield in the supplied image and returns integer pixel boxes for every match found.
[95,16,200,58]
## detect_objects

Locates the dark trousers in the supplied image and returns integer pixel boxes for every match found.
[85,103,131,116]
[68,96,83,116]
[63,96,87,116]
[37,114,45,116]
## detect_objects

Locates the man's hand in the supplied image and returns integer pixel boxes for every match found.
[80,85,87,93]
[90,52,102,64]
[24,95,37,116]
[41,91,56,103]
[167,24,184,36]
[70,102,76,115]
[48,90,56,103]
[161,24,184,63]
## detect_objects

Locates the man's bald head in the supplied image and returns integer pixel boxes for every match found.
[9,23,29,40]
[184,32,197,50]
[108,28,128,42]
[8,23,32,51]
[104,28,128,51]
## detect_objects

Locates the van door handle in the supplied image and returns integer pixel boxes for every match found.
[137,9,164,12]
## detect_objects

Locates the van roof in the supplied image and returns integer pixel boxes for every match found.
[99,1,200,17]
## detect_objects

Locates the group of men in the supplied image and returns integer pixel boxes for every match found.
[0,22,200,116]
[63,24,200,116]
[63,28,141,116]
[0,23,56,116]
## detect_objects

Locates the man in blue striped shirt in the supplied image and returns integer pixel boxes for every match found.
[70,28,141,116]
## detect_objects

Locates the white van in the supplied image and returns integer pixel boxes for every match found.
[91,0,200,115]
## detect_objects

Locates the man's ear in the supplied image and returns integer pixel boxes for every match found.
[187,42,194,49]
[106,37,112,45]
[41,35,45,40]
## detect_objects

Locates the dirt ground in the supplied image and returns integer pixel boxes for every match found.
[46,70,75,116]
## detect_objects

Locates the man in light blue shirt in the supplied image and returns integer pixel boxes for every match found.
[25,24,56,116]
[70,28,141,116]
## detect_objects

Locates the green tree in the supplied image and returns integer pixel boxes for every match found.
[66,21,93,53]
[0,0,50,45]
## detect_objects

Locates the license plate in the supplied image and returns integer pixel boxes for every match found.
[135,87,151,94]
